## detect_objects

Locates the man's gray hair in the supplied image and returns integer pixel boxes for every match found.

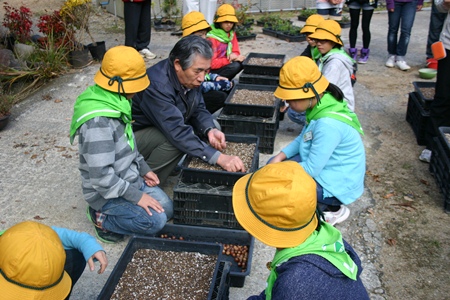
[169,35,213,70]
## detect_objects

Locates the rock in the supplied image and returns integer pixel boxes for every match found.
[13,43,35,60]
[0,49,21,69]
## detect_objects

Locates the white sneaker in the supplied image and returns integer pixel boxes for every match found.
[323,206,350,226]
[139,49,156,59]
[385,55,396,68]
[419,149,432,163]
[396,60,411,71]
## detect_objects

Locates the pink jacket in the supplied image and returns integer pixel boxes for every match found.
[207,33,241,70]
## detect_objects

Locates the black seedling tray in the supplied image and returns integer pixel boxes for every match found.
[242,52,285,76]
[223,83,279,117]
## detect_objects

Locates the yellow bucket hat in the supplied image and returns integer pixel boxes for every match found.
[94,45,150,94]
[300,14,325,34]
[274,56,329,101]
[232,161,318,248]
[182,11,211,37]
[214,4,238,23]
[0,221,72,300]
[309,19,343,46]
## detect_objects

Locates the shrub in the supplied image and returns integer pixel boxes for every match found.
[2,2,33,43]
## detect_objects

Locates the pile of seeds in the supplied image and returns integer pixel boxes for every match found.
[230,89,275,105]
[247,57,283,67]
[187,142,255,171]
[222,244,249,272]
[110,249,217,300]
[420,87,435,99]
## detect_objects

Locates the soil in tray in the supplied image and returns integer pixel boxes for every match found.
[419,87,435,100]
[160,235,250,273]
[247,57,283,67]
[231,89,275,106]
[110,249,217,300]
[188,142,256,171]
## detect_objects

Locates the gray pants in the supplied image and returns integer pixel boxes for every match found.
[134,127,184,185]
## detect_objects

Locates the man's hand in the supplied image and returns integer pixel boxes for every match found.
[144,171,160,187]
[208,128,226,151]
[137,193,164,216]
[217,154,246,172]
[87,250,108,274]
[416,4,422,11]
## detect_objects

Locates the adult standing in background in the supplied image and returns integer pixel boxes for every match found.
[385,0,423,70]
[425,0,446,64]
[123,0,157,59]
[316,0,345,21]
[346,0,378,64]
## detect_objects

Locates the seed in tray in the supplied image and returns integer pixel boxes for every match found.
[231,89,275,106]
[419,87,435,99]
[247,57,283,67]
[187,142,256,171]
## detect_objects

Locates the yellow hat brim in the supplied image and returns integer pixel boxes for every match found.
[274,74,329,100]
[232,163,318,248]
[309,28,343,46]
[0,270,71,300]
[215,15,239,23]
[182,19,211,37]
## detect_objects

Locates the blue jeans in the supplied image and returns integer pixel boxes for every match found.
[287,108,306,126]
[387,0,418,57]
[100,183,173,236]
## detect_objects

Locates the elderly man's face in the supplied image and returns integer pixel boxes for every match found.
[174,55,211,89]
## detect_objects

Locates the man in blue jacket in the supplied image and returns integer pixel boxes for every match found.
[232,161,370,299]
[132,35,245,184]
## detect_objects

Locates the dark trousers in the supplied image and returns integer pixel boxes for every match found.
[203,90,228,114]
[64,249,86,299]
[349,8,374,48]
[426,49,450,149]
[211,61,244,81]
[124,0,151,51]
[426,0,446,59]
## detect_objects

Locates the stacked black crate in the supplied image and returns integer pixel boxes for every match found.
[170,134,260,287]
[218,53,285,155]
[429,127,450,212]
[406,82,434,145]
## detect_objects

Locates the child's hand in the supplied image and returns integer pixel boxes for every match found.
[88,250,108,274]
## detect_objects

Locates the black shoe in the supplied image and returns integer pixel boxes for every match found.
[86,206,124,244]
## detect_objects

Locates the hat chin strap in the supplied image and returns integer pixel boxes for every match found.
[99,68,147,100]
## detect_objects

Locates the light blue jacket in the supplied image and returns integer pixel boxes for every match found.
[282,117,365,204]
[52,226,104,261]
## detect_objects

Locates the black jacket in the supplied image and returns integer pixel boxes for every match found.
[132,59,218,163]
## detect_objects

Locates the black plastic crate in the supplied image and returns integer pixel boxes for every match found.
[412,81,435,110]
[212,261,232,299]
[438,127,450,158]
[406,92,430,146]
[172,181,241,229]
[157,223,255,288]
[223,83,279,117]
[238,72,279,86]
[242,52,285,76]
[276,32,307,43]
[218,109,279,154]
[98,237,224,300]
[181,134,259,186]
[429,138,450,212]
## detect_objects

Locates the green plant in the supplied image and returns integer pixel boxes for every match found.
[258,13,280,27]
[299,8,317,18]
[235,25,253,36]
[340,14,350,22]
[0,91,15,118]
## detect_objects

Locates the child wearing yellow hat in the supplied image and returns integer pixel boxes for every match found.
[269,56,365,226]
[207,4,246,80]
[232,161,369,299]
[284,14,326,126]
[0,221,107,300]
[309,19,356,111]
[182,11,234,113]
[70,46,173,243]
